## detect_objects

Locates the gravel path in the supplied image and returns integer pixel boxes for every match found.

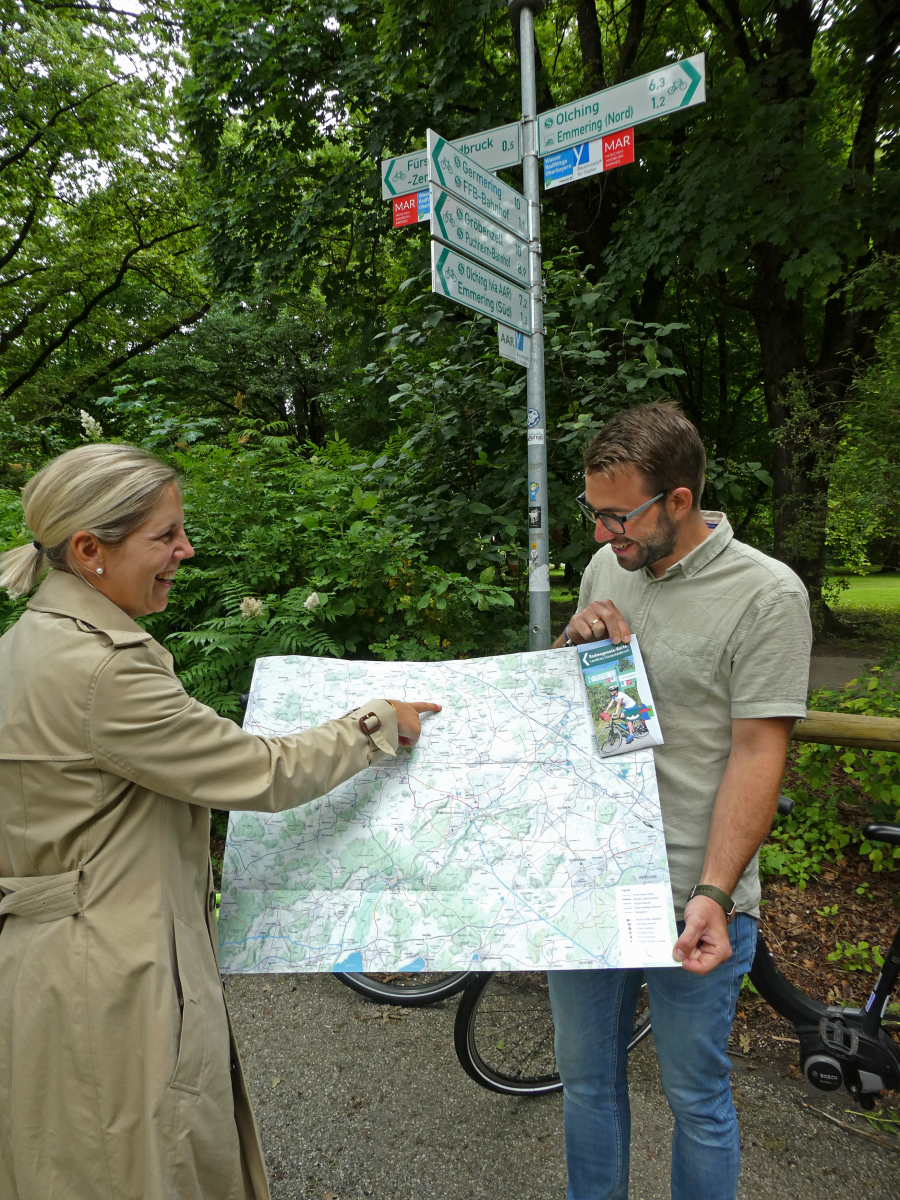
[226,973,899,1200]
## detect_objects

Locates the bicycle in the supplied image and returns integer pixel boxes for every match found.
[599,707,651,752]
[334,969,472,1007]
[451,803,900,1104]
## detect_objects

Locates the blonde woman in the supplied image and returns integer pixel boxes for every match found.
[0,443,439,1200]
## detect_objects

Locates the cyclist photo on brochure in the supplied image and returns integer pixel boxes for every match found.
[576,636,663,756]
[602,682,649,745]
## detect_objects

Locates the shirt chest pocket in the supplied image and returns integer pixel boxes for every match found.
[651,628,721,708]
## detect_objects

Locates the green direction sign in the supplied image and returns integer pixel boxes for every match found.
[426,129,529,240]
[538,53,705,158]
[430,187,531,287]
[381,150,428,200]
[431,243,532,334]
[381,121,522,200]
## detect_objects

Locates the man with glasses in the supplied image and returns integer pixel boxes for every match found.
[549,401,811,1200]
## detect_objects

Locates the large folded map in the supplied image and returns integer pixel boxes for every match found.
[218,650,678,974]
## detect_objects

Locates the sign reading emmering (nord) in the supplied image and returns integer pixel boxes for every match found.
[431,187,530,286]
[427,130,529,240]
[539,53,705,157]
[381,121,522,199]
[432,243,532,333]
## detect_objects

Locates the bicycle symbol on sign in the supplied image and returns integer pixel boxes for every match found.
[667,78,687,94]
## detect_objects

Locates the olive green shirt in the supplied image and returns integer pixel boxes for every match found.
[578,512,812,919]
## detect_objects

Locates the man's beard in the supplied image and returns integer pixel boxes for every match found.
[613,508,677,572]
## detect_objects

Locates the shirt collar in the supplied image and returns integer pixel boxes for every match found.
[642,511,733,582]
[27,568,151,639]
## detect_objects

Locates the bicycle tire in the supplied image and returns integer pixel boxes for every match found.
[747,931,827,1026]
[454,971,652,1096]
[334,970,475,1007]
[603,728,623,752]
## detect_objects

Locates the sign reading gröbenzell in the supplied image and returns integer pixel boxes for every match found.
[538,53,705,157]
[430,187,531,286]
[381,121,522,199]
[426,129,529,240]
[431,243,532,334]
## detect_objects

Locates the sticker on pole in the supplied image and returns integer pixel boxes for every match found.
[392,189,431,227]
[498,325,531,367]
[543,129,635,190]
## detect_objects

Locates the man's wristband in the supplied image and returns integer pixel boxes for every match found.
[687,883,736,922]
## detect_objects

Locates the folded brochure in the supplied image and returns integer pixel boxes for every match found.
[577,635,664,756]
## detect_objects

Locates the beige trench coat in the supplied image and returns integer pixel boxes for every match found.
[0,570,397,1200]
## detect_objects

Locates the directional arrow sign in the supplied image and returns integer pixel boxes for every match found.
[538,53,705,157]
[382,150,429,200]
[427,129,529,240]
[432,243,532,334]
[381,121,522,199]
[451,121,522,174]
[430,187,531,286]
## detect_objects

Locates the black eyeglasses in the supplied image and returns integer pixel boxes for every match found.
[575,491,666,535]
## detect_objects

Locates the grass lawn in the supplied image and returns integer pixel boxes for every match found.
[551,569,900,646]
[827,573,900,611]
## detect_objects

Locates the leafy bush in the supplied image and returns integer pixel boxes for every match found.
[761,661,900,885]
[799,664,900,868]
[758,797,855,889]
[139,424,517,717]
[0,418,518,714]
[826,939,885,974]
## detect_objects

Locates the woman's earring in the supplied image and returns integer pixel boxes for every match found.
[96,568,104,576]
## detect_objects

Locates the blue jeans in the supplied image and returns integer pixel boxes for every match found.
[547,914,757,1200]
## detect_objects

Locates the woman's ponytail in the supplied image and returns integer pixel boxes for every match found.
[0,541,46,599]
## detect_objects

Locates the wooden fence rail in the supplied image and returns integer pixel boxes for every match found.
[791,711,900,753]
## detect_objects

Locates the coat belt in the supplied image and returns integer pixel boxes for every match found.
[0,865,82,922]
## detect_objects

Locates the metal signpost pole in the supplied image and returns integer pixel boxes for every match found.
[512,0,549,652]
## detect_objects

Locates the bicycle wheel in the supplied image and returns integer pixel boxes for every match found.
[603,728,623,752]
[454,971,652,1095]
[334,970,475,1007]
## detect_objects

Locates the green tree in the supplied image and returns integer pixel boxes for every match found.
[0,0,209,410]
[180,0,900,623]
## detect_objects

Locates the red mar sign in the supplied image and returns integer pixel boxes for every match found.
[601,129,634,170]
[392,188,432,228]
